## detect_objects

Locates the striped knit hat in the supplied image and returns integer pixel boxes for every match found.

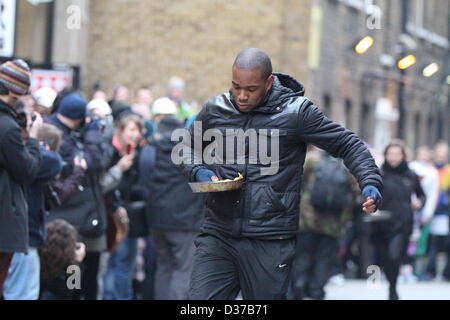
[0,59,32,95]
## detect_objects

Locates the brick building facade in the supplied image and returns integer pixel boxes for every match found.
[6,0,450,151]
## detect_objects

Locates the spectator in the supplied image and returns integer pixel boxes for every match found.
[426,141,450,280]
[145,97,205,299]
[39,219,86,300]
[33,87,57,116]
[134,87,153,108]
[291,149,359,300]
[3,123,63,300]
[132,88,154,139]
[46,92,106,300]
[167,76,197,122]
[102,113,149,300]
[0,59,42,296]
[408,146,440,280]
[109,85,130,106]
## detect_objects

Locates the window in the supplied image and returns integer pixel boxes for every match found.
[360,102,370,141]
[428,114,434,145]
[414,113,421,150]
[345,99,352,130]
[323,94,331,117]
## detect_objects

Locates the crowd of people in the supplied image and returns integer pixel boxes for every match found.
[0,59,203,300]
[0,54,448,301]
[289,140,450,300]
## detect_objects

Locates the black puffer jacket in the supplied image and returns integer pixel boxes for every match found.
[181,73,382,239]
[0,101,42,253]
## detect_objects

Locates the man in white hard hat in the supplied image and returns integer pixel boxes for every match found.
[33,87,57,116]
[152,97,177,125]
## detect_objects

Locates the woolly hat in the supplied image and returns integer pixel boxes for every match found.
[58,93,87,120]
[87,98,112,117]
[0,59,32,95]
[33,87,57,108]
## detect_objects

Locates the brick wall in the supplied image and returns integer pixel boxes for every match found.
[85,0,312,105]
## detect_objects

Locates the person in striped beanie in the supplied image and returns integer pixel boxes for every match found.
[0,59,31,94]
[0,58,42,298]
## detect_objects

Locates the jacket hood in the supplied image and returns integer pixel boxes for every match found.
[229,73,305,113]
[152,116,183,152]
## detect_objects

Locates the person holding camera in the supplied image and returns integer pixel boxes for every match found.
[46,92,106,300]
[3,123,63,300]
[0,59,43,297]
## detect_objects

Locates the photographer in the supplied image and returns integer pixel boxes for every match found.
[3,123,63,300]
[0,59,42,296]
[45,92,106,300]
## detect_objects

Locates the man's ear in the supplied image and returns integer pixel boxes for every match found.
[266,74,275,91]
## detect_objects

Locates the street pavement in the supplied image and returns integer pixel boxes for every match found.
[324,279,450,300]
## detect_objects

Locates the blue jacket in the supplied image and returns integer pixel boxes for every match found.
[28,148,63,248]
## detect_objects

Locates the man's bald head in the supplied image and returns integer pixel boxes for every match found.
[233,48,272,80]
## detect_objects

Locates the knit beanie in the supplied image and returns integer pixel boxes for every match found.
[58,93,87,120]
[0,59,32,95]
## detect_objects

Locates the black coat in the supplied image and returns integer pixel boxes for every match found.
[46,114,106,239]
[181,73,383,239]
[373,161,425,235]
[146,116,205,231]
[0,101,42,253]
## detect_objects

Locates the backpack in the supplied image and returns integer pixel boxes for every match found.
[310,156,353,214]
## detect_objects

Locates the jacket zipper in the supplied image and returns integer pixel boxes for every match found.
[234,112,253,237]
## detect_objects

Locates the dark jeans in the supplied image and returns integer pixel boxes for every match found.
[291,232,339,300]
[426,235,450,279]
[103,238,138,300]
[0,253,13,296]
[189,231,296,300]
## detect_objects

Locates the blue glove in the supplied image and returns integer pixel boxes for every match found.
[195,169,217,182]
[362,185,382,210]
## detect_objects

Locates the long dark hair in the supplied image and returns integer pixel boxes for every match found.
[383,139,407,161]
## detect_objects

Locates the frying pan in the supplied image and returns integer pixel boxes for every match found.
[188,179,243,193]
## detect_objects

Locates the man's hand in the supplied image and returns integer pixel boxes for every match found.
[362,185,382,214]
[195,169,219,182]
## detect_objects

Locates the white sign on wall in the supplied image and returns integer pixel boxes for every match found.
[0,0,16,57]
[31,69,73,93]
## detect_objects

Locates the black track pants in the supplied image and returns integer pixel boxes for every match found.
[189,232,296,300]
